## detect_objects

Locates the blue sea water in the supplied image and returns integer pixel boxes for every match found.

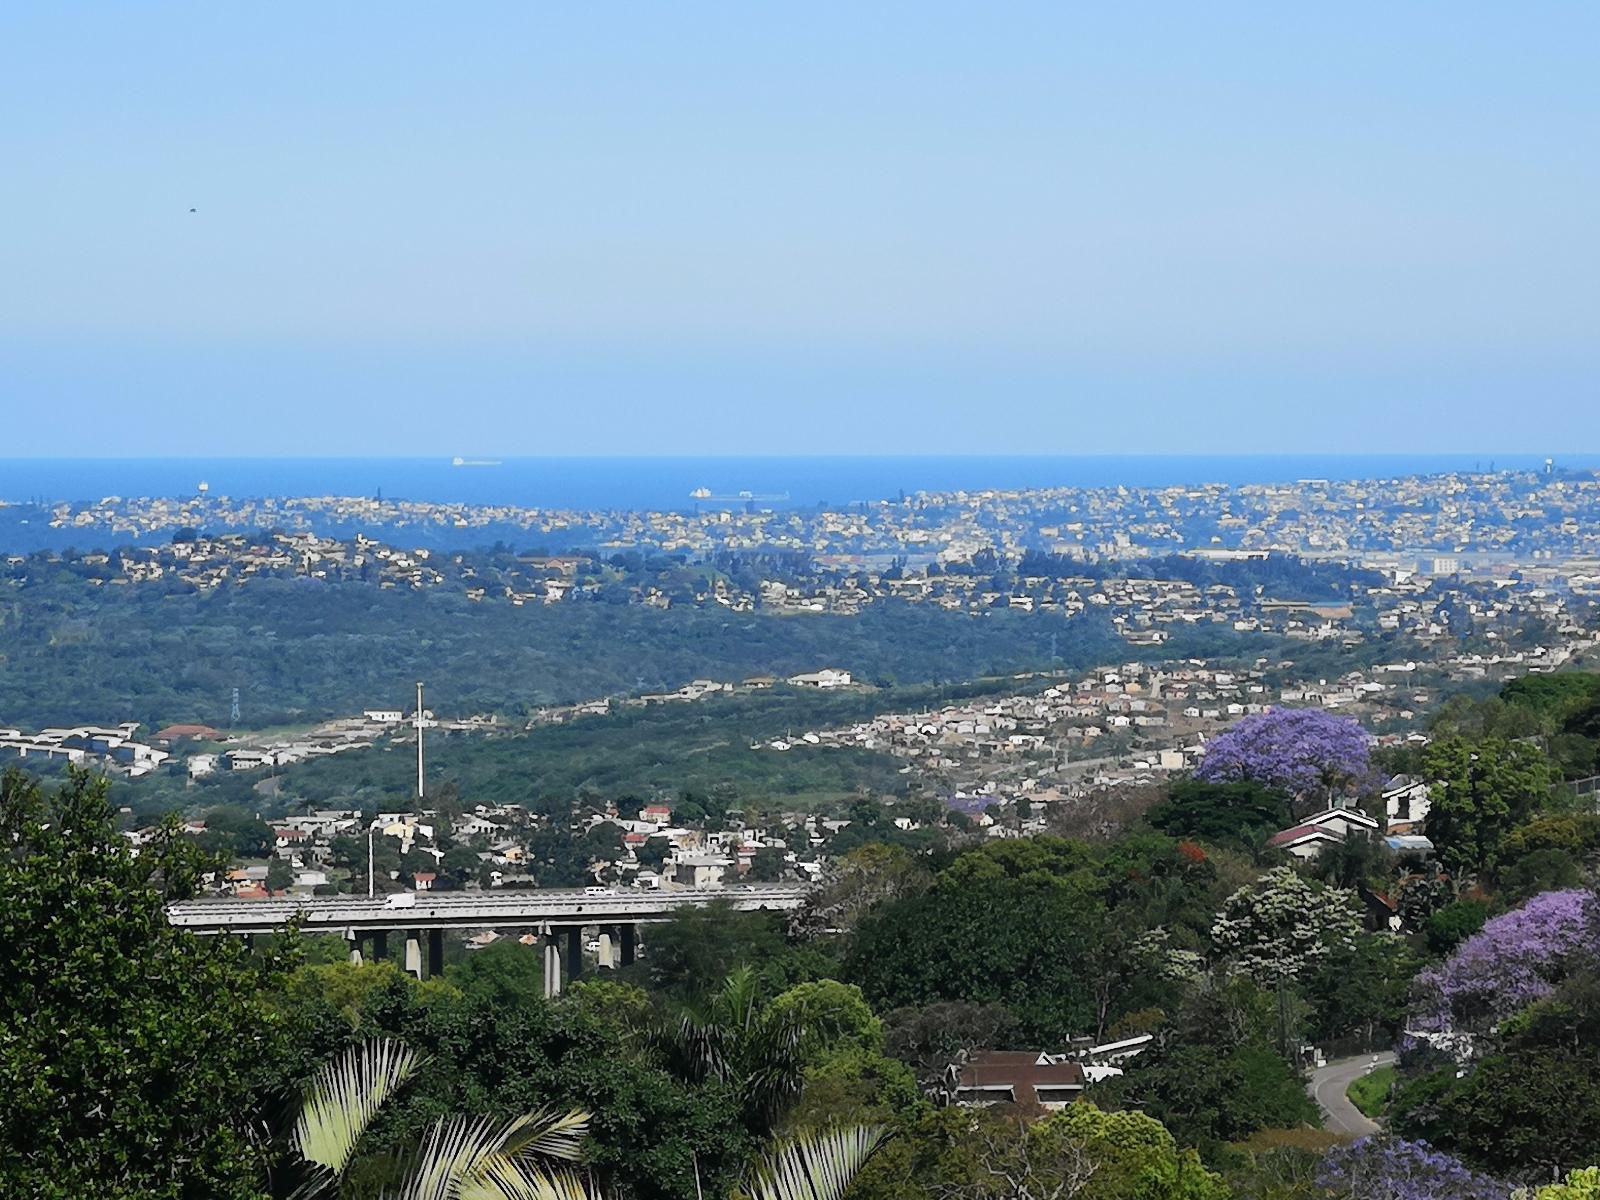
[0,454,1591,511]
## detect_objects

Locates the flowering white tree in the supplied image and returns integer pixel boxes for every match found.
[1210,866,1364,982]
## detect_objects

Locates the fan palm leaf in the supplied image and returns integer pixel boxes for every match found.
[745,1125,890,1200]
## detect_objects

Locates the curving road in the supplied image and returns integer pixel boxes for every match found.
[1310,1051,1396,1137]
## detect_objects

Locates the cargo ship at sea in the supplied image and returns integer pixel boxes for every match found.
[689,487,790,503]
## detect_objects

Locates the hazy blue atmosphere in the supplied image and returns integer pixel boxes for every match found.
[4,4,1597,455]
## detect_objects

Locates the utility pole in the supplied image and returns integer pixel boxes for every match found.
[414,680,426,801]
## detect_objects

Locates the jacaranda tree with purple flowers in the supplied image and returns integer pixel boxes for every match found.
[1319,1136,1511,1200]
[1195,708,1373,800]
[1411,889,1600,1034]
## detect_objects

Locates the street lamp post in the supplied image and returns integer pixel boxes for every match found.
[368,820,377,898]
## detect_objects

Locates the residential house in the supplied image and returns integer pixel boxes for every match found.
[1268,805,1382,860]
[787,668,853,689]
[952,1051,1087,1110]
[1384,777,1432,833]
[672,853,731,890]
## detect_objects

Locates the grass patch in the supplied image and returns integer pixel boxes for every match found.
[1347,1065,1397,1119]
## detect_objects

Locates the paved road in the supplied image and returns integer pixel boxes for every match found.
[1310,1051,1396,1137]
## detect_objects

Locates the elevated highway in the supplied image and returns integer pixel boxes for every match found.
[167,884,811,995]
[167,884,809,934]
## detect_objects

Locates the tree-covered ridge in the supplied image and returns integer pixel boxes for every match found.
[0,564,1269,728]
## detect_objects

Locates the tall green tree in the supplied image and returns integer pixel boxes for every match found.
[638,903,799,1000]
[658,968,862,1136]
[1423,736,1558,876]
[1147,779,1292,854]
[844,840,1108,1044]
[0,768,283,1200]
[1299,934,1418,1043]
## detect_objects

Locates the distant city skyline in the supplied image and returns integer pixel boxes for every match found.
[3,3,1598,455]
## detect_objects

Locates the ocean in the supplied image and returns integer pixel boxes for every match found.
[0,454,1589,512]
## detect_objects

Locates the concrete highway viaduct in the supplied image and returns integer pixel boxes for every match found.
[167,885,810,997]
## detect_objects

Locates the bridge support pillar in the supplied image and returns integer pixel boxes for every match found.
[428,929,444,979]
[565,927,583,985]
[542,925,562,998]
[347,929,362,966]
[620,923,637,967]
[405,931,423,980]
[597,926,616,969]
[371,929,388,961]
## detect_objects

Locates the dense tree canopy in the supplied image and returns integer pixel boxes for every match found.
[1423,736,1558,876]
[854,1103,1228,1200]
[1147,779,1293,853]
[0,769,283,1200]
[844,839,1111,1044]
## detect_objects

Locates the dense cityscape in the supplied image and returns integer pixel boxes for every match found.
[11,464,1600,565]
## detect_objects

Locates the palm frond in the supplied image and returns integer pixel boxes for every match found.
[717,966,765,1032]
[391,1108,593,1200]
[746,1125,890,1200]
[671,1011,734,1085]
[293,1038,425,1176]
[490,1106,590,1167]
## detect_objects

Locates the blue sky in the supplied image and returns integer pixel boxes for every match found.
[3,3,1597,455]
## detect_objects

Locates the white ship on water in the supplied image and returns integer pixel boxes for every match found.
[451,456,502,467]
[689,486,788,503]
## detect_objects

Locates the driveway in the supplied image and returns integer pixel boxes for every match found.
[1310,1051,1396,1137]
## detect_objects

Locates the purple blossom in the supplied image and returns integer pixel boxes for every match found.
[1195,707,1374,797]
[1411,889,1600,1033]
[1319,1136,1511,1200]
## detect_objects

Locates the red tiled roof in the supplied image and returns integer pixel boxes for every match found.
[957,1051,1086,1107]
[1268,823,1343,847]
[156,724,224,741]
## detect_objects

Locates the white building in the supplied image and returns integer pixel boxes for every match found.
[672,853,732,889]
[1384,778,1432,832]
[787,668,853,689]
